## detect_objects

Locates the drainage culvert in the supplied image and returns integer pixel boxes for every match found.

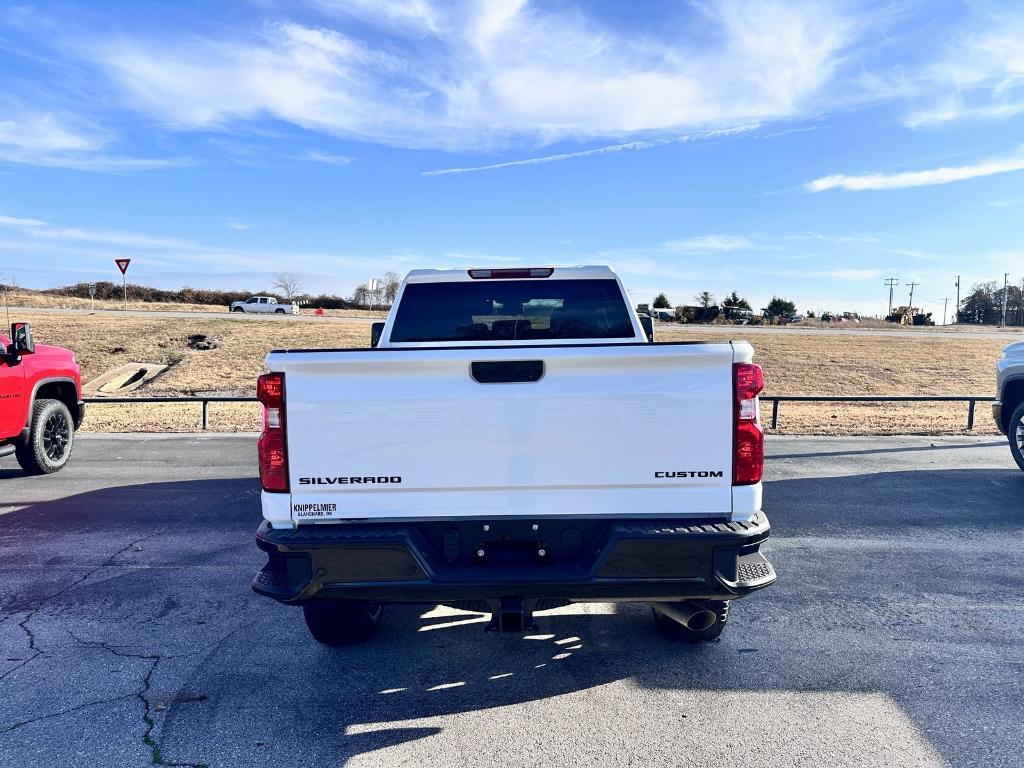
[83,362,169,395]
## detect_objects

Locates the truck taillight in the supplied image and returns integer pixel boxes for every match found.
[734,363,764,485]
[257,373,288,492]
[257,372,283,407]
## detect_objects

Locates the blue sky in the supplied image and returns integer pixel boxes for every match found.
[1,0,1023,320]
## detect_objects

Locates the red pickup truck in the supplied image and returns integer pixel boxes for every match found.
[0,322,84,474]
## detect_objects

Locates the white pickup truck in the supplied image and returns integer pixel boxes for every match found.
[993,340,1024,471]
[230,296,300,314]
[252,266,775,645]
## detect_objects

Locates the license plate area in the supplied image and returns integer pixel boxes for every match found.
[418,519,608,569]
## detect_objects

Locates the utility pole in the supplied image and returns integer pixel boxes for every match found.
[884,277,899,316]
[941,297,950,326]
[1002,273,1010,327]
[907,282,919,309]
[954,275,960,323]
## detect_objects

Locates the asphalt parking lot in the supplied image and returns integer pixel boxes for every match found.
[1,434,1022,767]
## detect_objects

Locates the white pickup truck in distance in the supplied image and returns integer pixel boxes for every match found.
[252,266,775,645]
[230,296,300,314]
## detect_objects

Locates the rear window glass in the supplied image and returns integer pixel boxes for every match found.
[390,279,635,342]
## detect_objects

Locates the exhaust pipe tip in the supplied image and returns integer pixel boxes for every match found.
[654,601,719,632]
[685,609,718,632]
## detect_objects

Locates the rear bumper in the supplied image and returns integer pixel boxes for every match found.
[252,513,775,605]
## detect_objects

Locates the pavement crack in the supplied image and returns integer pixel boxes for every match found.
[101,531,164,568]
[0,694,135,733]
[64,630,199,662]
[138,656,209,768]
[0,611,43,683]
[63,630,214,768]
[7,531,165,615]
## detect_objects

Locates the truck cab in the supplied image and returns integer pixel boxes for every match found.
[0,322,84,474]
[252,266,774,645]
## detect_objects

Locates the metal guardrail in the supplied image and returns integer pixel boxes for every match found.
[83,394,997,431]
[84,395,255,430]
[762,395,995,431]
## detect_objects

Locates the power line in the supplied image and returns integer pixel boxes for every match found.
[954,275,960,324]
[1002,273,1010,328]
[884,277,899,316]
[907,282,919,308]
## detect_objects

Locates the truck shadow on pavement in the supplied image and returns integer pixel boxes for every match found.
[0,467,1022,767]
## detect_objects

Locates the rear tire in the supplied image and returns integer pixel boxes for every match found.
[303,602,383,646]
[15,399,75,475]
[1009,403,1024,473]
[652,600,729,642]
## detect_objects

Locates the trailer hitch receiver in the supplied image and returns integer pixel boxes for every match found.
[488,596,536,633]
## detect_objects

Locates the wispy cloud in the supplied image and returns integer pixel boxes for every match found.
[815,268,881,281]
[8,222,198,250]
[0,153,191,172]
[758,126,819,139]
[906,99,1024,129]
[0,214,47,227]
[0,210,459,290]
[779,231,880,244]
[661,234,753,254]
[759,267,882,281]
[903,9,1024,128]
[990,199,1024,208]
[989,250,1024,271]
[612,256,733,285]
[806,148,1024,192]
[437,252,521,265]
[310,0,440,33]
[421,125,758,175]
[5,0,1022,171]
[0,110,188,172]
[302,151,354,166]
[223,218,250,230]
[887,248,946,261]
[0,112,99,152]
[83,1,856,151]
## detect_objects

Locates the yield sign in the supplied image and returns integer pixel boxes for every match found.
[115,258,131,275]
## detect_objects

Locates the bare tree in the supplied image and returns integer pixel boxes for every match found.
[352,283,370,308]
[383,271,401,305]
[273,272,303,300]
[694,291,715,308]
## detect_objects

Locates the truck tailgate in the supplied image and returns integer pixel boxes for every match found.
[275,342,739,522]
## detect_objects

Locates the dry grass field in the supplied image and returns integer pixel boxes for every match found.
[7,310,1010,435]
[4,289,387,317]
[658,327,1005,434]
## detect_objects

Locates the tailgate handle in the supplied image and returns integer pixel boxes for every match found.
[471,360,544,384]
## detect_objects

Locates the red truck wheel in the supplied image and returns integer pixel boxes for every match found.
[16,399,75,475]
